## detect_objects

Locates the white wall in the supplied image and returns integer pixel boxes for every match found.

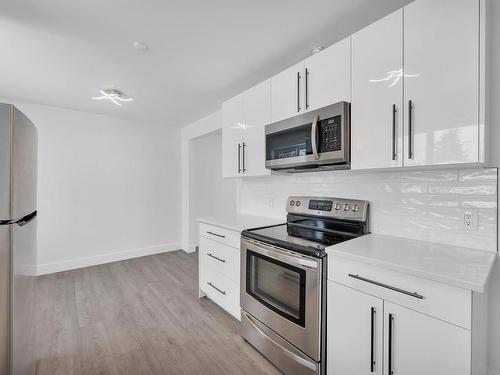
[2,100,182,274]
[181,111,223,250]
[486,0,500,373]
[189,131,237,247]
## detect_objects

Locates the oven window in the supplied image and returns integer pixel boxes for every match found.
[246,250,306,327]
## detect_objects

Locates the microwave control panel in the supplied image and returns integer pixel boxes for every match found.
[320,115,341,152]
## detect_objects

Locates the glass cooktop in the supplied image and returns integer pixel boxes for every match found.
[242,223,358,258]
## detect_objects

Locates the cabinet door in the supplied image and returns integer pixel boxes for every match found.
[221,94,243,178]
[241,80,271,177]
[328,282,383,375]
[270,61,305,123]
[351,10,404,170]
[403,0,480,166]
[384,302,470,375]
[304,37,350,112]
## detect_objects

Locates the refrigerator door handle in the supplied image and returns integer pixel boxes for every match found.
[15,211,37,227]
[0,219,15,226]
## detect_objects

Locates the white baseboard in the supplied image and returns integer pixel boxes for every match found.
[183,242,198,253]
[36,242,182,275]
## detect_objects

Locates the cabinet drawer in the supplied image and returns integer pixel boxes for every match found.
[200,264,240,320]
[199,223,240,249]
[330,257,471,329]
[199,237,240,283]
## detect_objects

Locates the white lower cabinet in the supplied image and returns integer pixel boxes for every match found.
[198,223,241,320]
[383,302,470,375]
[328,282,383,375]
[327,259,486,375]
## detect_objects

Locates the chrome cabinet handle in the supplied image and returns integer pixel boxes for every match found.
[408,100,413,159]
[237,143,242,173]
[388,313,394,375]
[297,72,301,112]
[370,307,376,373]
[207,282,226,295]
[305,68,309,110]
[392,104,397,161]
[207,253,226,263]
[242,142,246,172]
[348,274,424,299]
[206,231,226,238]
[311,114,319,160]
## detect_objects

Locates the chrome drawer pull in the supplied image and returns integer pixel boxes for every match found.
[348,273,424,300]
[207,282,226,295]
[207,253,226,263]
[206,231,226,238]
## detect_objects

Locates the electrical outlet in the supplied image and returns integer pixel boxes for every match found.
[463,210,477,231]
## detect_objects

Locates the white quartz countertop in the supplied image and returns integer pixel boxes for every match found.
[197,214,284,232]
[326,233,497,293]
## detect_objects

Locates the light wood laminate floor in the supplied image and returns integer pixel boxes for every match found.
[35,250,282,375]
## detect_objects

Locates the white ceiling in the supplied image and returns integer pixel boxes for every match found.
[0,0,411,127]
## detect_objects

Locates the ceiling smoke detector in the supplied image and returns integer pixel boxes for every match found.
[311,46,325,55]
[91,89,134,106]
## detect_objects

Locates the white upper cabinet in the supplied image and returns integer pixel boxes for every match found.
[241,80,271,177]
[351,0,483,170]
[222,80,271,178]
[222,94,244,178]
[270,62,305,123]
[384,302,471,375]
[351,10,404,170]
[271,39,351,124]
[304,37,351,112]
[404,0,480,167]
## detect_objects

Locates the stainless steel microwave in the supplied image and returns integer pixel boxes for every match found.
[265,102,350,172]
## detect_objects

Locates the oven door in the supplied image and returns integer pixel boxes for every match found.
[240,237,322,361]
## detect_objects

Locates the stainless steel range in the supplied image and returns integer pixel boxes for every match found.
[240,196,369,375]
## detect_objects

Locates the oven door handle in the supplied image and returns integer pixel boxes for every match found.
[311,114,320,160]
[242,238,318,270]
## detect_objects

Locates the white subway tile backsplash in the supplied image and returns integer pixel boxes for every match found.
[428,182,497,195]
[401,170,458,182]
[425,194,460,207]
[400,183,427,194]
[239,167,498,252]
[461,196,497,209]
[459,168,498,181]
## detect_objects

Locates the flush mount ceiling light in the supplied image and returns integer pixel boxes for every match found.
[311,46,324,55]
[91,89,134,106]
[133,41,149,52]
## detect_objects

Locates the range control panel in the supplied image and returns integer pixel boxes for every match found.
[286,196,368,222]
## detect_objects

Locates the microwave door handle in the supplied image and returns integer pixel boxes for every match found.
[311,114,320,160]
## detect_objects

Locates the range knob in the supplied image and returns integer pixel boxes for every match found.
[296,200,301,207]
[352,204,359,212]
[344,203,351,211]
[335,203,342,210]
[290,200,295,206]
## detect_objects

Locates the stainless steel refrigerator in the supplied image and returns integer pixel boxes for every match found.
[0,104,37,375]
